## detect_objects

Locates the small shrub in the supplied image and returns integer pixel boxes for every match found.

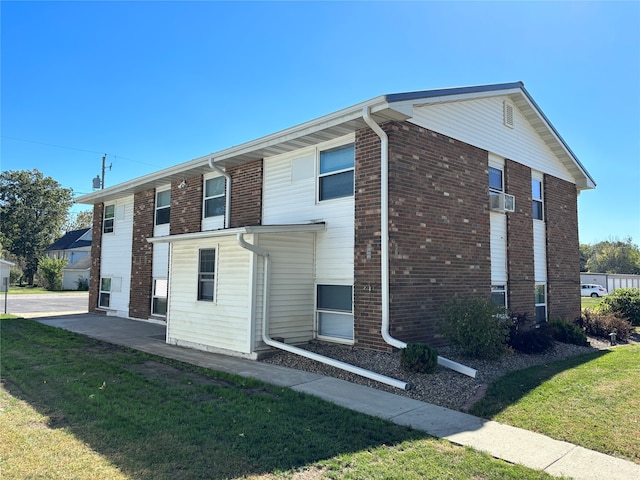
[75,276,89,291]
[440,297,510,360]
[548,318,589,346]
[37,256,67,291]
[508,313,553,354]
[600,288,640,326]
[400,343,438,374]
[582,308,634,343]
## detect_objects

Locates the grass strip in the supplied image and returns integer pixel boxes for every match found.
[470,345,640,463]
[0,319,563,479]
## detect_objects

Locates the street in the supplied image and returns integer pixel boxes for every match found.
[3,292,89,318]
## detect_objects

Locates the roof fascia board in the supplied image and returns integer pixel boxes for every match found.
[385,82,525,104]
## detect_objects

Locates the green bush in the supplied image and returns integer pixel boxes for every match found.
[548,318,589,346]
[400,343,438,374]
[440,297,510,360]
[37,256,67,291]
[600,288,640,326]
[581,308,634,342]
[75,276,89,291]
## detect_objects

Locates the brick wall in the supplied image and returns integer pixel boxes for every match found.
[354,121,491,351]
[170,175,203,235]
[505,159,535,322]
[545,175,581,321]
[88,204,104,314]
[228,159,263,228]
[129,189,155,319]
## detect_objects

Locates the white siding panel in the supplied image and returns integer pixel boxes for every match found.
[410,97,575,183]
[255,233,315,347]
[263,142,354,282]
[490,212,507,284]
[168,237,252,354]
[152,242,169,279]
[101,196,133,316]
[534,221,547,282]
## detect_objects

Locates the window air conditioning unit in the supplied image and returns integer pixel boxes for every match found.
[490,193,516,213]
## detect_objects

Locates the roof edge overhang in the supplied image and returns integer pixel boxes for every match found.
[76,82,595,205]
[147,222,327,244]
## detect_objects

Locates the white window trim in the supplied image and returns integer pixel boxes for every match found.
[155,188,171,226]
[202,175,226,219]
[98,277,112,309]
[315,283,354,345]
[103,204,115,234]
[197,247,218,303]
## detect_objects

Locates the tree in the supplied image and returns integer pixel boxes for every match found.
[65,209,93,232]
[0,170,74,285]
[583,238,640,274]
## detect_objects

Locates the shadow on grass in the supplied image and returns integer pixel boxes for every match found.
[1,319,427,480]
[469,348,611,419]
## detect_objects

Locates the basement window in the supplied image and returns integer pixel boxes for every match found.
[316,284,353,342]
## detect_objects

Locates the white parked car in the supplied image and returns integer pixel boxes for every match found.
[581,284,608,297]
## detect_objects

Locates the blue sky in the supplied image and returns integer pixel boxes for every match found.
[2,1,639,245]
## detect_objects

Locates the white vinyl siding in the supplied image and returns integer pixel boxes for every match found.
[253,233,316,347]
[262,134,355,282]
[168,237,252,354]
[410,96,575,184]
[490,213,507,285]
[100,196,133,316]
[534,221,547,282]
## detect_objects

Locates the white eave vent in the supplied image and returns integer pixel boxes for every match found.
[490,193,516,213]
[503,101,514,128]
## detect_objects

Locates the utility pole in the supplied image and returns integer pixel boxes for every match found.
[93,154,112,189]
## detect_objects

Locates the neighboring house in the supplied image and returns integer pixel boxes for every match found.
[45,228,92,290]
[76,82,595,361]
[1,259,15,292]
[580,273,640,294]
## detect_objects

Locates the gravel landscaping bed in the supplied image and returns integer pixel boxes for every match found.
[261,335,631,411]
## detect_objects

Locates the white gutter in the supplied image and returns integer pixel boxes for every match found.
[208,158,231,229]
[236,233,410,391]
[362,107,477,379]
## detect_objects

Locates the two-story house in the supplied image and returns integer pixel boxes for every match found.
[76,82,595,370]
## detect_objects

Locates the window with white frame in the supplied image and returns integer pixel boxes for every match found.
[489,166,504,195]
[318,144,354,201]
[532,178,543,221]
[204,177,225,218]
[535,284,547,324]
[491,285,507,309]
[152,278,168,316]
[316,284,353,341]
[198,249,216,302]
[155,190,171,226]
[103,204,115,233]
[99,277,112,308]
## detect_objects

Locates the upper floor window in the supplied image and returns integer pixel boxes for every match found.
[155,190,171,225]
[319,144,354,201]
[489,167,503,194]
[532,179,543,220]
[204,177,225,218]
[103,204,115,233]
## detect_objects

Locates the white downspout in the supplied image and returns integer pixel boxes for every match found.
[237,232,410,391]
[208,158,231,229]
[362,106,477,379]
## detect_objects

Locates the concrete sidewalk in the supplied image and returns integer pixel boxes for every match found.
[36,313,640,480]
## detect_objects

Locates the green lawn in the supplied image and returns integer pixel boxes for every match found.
[8,286,64,294]
[470,345,640,463]
[0,319,561,480]
[581,296,604,310]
